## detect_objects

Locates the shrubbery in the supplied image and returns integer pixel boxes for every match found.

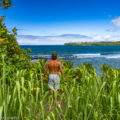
[0,55,120,119]
[0,18,31,70]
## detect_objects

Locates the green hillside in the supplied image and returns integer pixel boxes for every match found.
[64,41,120,45]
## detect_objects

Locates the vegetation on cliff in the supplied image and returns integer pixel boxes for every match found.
[64,41,120,45]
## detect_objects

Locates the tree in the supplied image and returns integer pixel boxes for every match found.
[0,0,12,9]
[0,0,32,69]
[12,27,17,36]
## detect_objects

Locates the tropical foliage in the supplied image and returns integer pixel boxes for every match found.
[64,41,120,46]
[0,55,120,119]
[0,18,32,69]
[0,0,12,9]
[0,0,120,119]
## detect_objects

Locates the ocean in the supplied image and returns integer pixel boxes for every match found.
[20,45,120,69]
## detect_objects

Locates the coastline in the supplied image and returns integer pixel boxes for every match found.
[64,41,120,46]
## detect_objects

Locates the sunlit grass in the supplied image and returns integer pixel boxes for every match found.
[0,57,120,119]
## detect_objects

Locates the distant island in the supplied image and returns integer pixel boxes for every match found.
[64,41,120,45]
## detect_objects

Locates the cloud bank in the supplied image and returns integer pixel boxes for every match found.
[112,17,120,27]
[17,33,120,45]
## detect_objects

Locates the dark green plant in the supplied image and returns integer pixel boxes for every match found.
[0,0,12,9]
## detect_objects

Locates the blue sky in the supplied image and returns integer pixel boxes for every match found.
[1,0,120,45]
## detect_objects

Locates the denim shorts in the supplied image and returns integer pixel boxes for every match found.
[48,74,60,90]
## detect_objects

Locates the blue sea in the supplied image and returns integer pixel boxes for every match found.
[20,45,120,69]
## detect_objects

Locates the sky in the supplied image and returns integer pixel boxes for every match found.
[1,0,120,45]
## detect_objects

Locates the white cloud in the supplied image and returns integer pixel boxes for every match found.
[112,17,120,27]
[104,35,111,39]
[17,34,92,45]
[106,29,117,32]
[93,35,120,42]
[17,34,120,45]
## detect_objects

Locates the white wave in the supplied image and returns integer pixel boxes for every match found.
[31,53,120,59]
[72,53,101,58]
[104,55,120,59]
[32,54,51,57]
[73,53,120,59]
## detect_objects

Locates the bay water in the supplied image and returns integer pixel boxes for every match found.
[20,45,120,70]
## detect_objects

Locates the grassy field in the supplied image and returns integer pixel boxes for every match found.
[0,55,120,120]
[64,41,120,45]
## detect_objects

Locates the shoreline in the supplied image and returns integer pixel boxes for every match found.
[64,41,120,46]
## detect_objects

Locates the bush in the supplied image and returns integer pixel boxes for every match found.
[0,18,31,70]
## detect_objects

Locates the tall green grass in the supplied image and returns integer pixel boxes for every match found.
[0,57,120,120]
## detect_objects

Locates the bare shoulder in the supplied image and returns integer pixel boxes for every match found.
[47,60,54,65]
[47,60,52,63]
[47,60,61,65]
[57,61,61,65]
[46,61,50,65]
[47,61,50,63]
